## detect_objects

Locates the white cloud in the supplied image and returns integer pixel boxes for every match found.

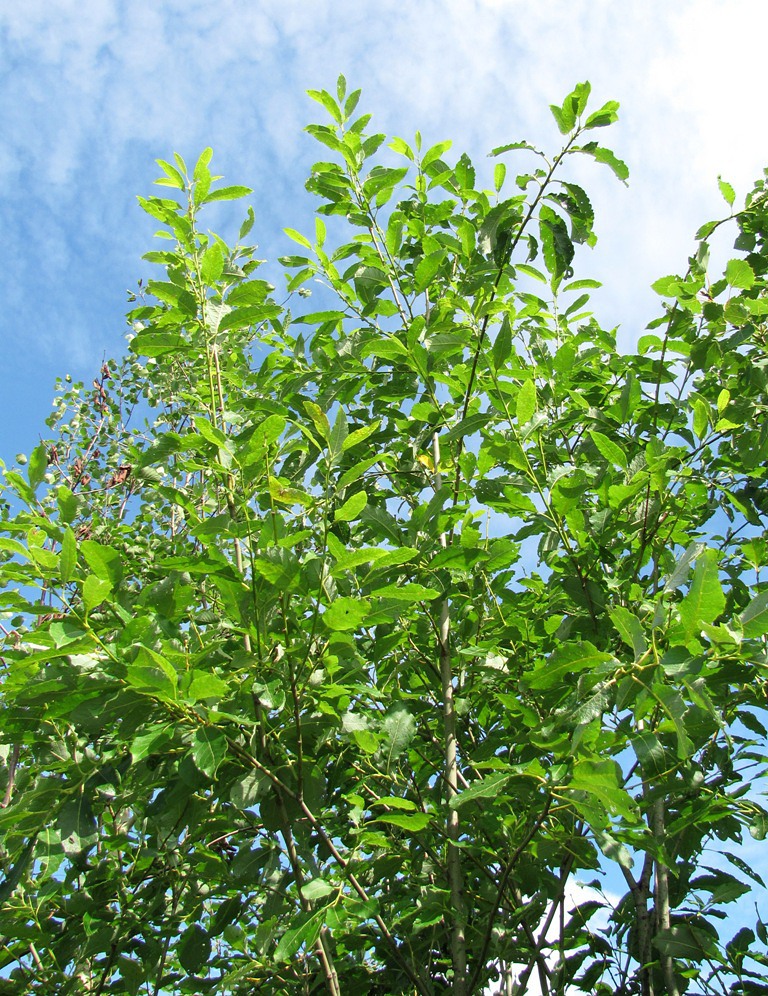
[0,0,767,440]
[648,1,768,191]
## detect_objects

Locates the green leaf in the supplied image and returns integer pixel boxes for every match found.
[389,136,415,161]
[450,773,512,809]
[341,420,380,452]
[201,242,225,284]
[269,477,312,508]
[156,158,186,190]
[589,430,627,470]
[202,184,253,204]
[422,139,452,168]
[570,757,636,820]
[131,330,191,358]
[302,879,335,900]
[478,200,519,258]
[374,812,432,831]
[381,704,416,769]
[293,310,346,326]
[609,606,646,659]
[576,142,629,184]
[27,443,48,490]
[371,582,439,602]
[187,672,230,702]
[130,725,173,762]
[493,316,512,371]
[147,280,197,314]
[414,251,445,293]
[526,642,613,690]
[57,485,79,523]
[539,204,574,279]
[725,258,755,289]
[80,539,122,585]
[127,646,178,700]
[361,335,409,362]
[284,227,313,250]
[0,836,37,905]
[661,686,694,759]
[654,923,718,961]
[59,527,77,584]
[584,100,620,129]
[632,730,666,778]
[718,175,735,207]
[217,304,281,333]
[550,102,576,135]
[724,851,765,888]
[179,924,211,974]
[750,810,768,841]
[230,771,267,810]
[239,205,255,240]
[323,597,371,631]
[329,406,349,460]
[593,829,633,870]
[82,574,112,614]
[303,401,331,443]
[664,542,706,595]
[369,797,418,812]
[329,543,389,575]
[651,274,680,298]
[226,280,272,307]
[193,147,212,179]
[692,397,710,440]
[334,491,368,522]
[516,378,536,424]
[740,591,768,638]
[192,727,228,779]
[274,908,325,962]
[307,88,343,124]
[569,81,592,116]
[676,548,725,644]
[364,167,409,202]
[490,140,540,157]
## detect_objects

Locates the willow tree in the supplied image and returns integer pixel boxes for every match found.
[1,79,768,995]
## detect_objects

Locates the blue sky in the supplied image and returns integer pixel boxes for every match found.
[2,0,768,461]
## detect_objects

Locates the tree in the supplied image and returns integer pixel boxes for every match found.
[1,76,768,995]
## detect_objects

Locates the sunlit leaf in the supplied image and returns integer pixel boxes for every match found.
[322,597,371,631]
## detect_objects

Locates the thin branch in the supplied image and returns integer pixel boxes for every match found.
[433,430,468,994]
[652,797,679,996]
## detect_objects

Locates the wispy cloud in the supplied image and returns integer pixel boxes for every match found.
[0,0,766,451]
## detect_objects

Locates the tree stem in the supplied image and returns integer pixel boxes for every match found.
[433,430,467,993]
[653,797,678,996]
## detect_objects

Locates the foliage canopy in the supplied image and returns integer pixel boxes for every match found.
[1,77,768,995]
